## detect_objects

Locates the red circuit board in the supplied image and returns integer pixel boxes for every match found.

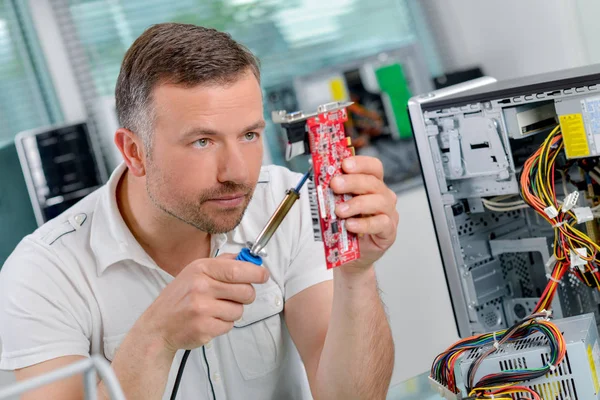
[306,107,360,269]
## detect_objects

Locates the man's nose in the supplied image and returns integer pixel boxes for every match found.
[216,143,248,184]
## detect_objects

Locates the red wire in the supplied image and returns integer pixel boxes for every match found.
[491,386,541,400]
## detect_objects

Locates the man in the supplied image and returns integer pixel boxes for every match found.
[0,23,397,399]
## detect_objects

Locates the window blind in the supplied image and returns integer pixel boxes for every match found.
[0,0,60,143]
[49,0,431,168]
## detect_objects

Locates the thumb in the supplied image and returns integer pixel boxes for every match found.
[216,252,237,260]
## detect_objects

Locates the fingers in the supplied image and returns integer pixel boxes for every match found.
[345,213,397,238]
[217,253,237,260]
[335,193,396,219]
[212,300,244,323]
[330,173,387,196]
[202,318,235,338]
[341,156,384,180]
[212,281,256,304]
[203,258,269,284]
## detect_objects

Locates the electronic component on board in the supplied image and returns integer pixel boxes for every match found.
[273,102,360,269]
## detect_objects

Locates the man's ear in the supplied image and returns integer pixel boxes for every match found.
[114,128,147,177]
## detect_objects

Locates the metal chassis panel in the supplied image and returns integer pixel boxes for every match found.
[408,77,499,337]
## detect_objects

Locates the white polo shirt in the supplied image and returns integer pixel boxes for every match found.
[0,163,332,400]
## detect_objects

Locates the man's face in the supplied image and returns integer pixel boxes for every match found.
[145,70,264,234]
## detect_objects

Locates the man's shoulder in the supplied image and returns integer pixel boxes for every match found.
[6,185,105,266]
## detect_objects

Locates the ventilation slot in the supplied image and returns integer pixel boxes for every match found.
[529,378,577,399]
[499,357,528,372]
[495,353,577,398]
[465,348,484,361]
[541,351,572,377]
[512,334,547,351]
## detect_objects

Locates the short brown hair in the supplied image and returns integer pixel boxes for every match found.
[115,23,260,147]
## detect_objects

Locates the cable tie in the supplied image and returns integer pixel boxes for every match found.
[553,221,565,228]
[540,309,552,319]
[492,331,500,349]
[547,363,556,372]
[593,268,599,273]
[546,273,562,284]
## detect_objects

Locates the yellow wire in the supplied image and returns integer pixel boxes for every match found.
[536,136,553,204]
[469,383,516,395]
[536,127,560,205]
[470,384,537,399]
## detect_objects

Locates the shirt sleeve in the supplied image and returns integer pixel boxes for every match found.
[0,238,91,370]
[284,179,333,301]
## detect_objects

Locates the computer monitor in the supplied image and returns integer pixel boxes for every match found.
[15,122,106,225]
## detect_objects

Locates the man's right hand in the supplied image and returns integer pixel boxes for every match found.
[136,253,269,353]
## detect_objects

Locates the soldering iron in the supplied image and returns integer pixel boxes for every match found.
[235,167,313,265]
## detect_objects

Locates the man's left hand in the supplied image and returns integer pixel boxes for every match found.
[330,155,399,272]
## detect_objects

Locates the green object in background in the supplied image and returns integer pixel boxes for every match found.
[0,141,38,267]
[375,63,413,139]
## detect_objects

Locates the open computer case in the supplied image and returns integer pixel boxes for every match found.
[409,65,600,337]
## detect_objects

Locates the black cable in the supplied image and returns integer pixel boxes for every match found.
[169,349,190,400]
[203,346,217,400]
[169,348,217,400]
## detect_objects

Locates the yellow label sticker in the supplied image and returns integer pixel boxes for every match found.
[588,343,600,393]
[329,78,348,102]
[560,113,590,158]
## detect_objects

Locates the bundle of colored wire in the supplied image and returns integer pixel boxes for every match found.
[464,386,541,400]
[519,126,600,312]
[466,318,565,393]
[430,312,565,396]
[430,312,565,399]
[533,259,569,312]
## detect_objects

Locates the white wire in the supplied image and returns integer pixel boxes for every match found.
[482,199,527,207]
[482,202,531,212]
[590,170,600,187]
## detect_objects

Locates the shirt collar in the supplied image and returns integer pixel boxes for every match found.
[90,164,267,276]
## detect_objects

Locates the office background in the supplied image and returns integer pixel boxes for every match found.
[2,0,600,390]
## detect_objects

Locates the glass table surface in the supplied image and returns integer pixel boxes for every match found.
[386,372,444,400]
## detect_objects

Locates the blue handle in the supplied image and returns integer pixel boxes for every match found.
[235,248,263,266]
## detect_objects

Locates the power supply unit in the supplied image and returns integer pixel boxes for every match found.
[458,313,600,399]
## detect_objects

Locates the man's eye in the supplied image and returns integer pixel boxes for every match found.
[194,138,209,148]
[245,132,258,141]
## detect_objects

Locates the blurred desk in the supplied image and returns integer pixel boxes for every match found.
[387,372,443,400]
